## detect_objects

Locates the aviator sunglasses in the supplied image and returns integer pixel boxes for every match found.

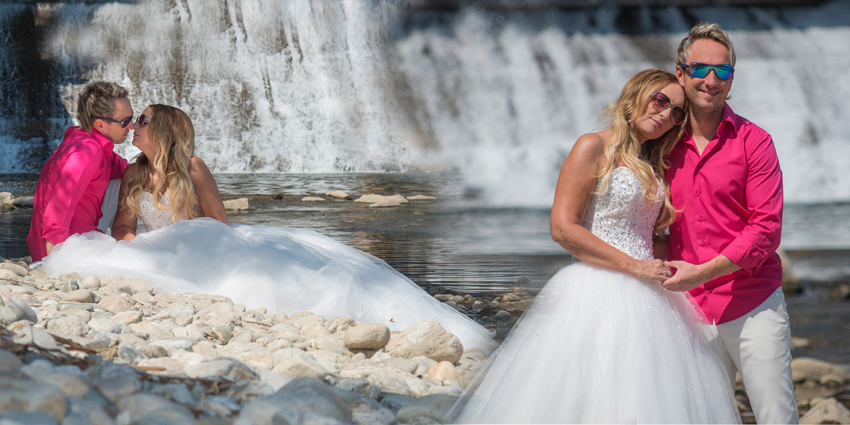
[91,115,134,128]
[678,62,735,81]
[649,92,686,126]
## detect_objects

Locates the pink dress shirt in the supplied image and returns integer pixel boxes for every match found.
[666,104,783,324]
[27,127,128,261]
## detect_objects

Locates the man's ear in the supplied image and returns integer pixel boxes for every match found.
[675,66,686,86]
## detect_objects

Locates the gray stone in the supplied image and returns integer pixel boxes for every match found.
[493,310,513,322]
[378,393,416,413]
[0,410,58,425]
[0,350,23,372]
[395,394,459,423]
[117,392,191,418]
[385,320,463,363]
[66,395,114,425]
[96,372,142,404]
[12,325,62,351]
[0,299,37,325]
[46,314,89,337]
[33,373,92,398]
[118,343,147,363]
[350,399,396,425]
[236,378,352,425]
[20,359,54,377]
[62,279,80,293]
[138,344,168,358]
[344,324,391,350]
[0,378,67,422]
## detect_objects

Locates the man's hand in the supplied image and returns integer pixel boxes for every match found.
[662,260,707,292]
[663,254,741,292]
[45,240,56,256]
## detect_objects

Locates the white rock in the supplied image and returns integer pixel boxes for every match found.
[406,195,436,201]
[223,198,250,211]
[800,397,850,424]
[0,262,28,277]
[62,289,94,303]
[87,318,124,334]
[301,196,325,202]
[46,315,89,337]
[792,357,848,383]
[428,361,461,386]
[80,275,101,289]
[385,320,463,363]
[185,360,234,379]
[272,350,330,380]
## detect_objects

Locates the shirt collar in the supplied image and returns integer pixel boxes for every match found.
[88,128,118,154]
[683,103,740,142]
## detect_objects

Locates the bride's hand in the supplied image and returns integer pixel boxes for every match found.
[632,259,672,282]
[122,233,135,242]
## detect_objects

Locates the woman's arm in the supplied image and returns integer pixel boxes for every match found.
[189,157,228,224]
[111,164,138,241]
[550,133,671,282]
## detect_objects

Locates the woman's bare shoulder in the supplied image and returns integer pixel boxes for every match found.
[568,131,610,163]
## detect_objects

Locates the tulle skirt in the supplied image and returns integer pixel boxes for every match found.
[39,218,497,353]
[451,262,741,424]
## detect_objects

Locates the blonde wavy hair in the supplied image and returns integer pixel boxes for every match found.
[596,69,686,230]
[123,105,201,222]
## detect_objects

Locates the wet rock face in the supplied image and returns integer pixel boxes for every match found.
[0,257,498,424]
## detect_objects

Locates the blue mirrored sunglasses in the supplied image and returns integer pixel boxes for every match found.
[678,62,734,80]
[91,115,133,128]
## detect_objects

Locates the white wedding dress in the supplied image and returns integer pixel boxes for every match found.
[40,193,497,353]
[452,168,741,423]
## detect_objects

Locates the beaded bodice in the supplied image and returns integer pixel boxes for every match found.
[581,167,663,261]
[139,192,180,231]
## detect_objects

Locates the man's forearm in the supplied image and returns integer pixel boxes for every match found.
[698,254,741,283]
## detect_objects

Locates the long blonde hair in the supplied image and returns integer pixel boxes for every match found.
[596,69,685,229]
[123,105,201,221]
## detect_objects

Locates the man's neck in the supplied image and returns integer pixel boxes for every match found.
[688,104,726,155]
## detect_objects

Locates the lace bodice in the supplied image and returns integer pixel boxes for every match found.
[581,167,663,261]
[139,192,180,231]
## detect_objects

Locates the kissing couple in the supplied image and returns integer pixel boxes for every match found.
[26,81,497,354]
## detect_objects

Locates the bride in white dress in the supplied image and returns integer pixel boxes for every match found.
[39,104,496,354]
[451,70,741,423]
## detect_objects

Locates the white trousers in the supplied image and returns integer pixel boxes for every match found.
[704,287,799,424]
[97,179,122,233]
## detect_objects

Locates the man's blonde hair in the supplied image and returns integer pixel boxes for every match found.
[76,81,129,132]
[676,22,736,67]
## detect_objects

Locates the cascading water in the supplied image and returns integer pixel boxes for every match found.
[1,0,850,206]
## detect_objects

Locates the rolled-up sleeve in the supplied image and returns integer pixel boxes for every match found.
[41,148,99,244]
[720,133,783,274]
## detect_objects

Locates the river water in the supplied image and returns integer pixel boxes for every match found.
[2,172,849,364]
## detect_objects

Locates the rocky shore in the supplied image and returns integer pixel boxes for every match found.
[1,256,849,425]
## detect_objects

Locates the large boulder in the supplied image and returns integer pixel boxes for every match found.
[385,320,463,363]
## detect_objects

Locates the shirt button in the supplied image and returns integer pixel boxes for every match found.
[698,216,703,222]
[701,241,706,247]
[696,190,701,196]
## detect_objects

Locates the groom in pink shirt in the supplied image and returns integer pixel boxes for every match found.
[663,23,797,423]
[27,81,132,261]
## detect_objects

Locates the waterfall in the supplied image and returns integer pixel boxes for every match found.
[1,0,850,205]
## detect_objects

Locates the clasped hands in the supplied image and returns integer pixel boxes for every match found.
[634,259,706,292]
